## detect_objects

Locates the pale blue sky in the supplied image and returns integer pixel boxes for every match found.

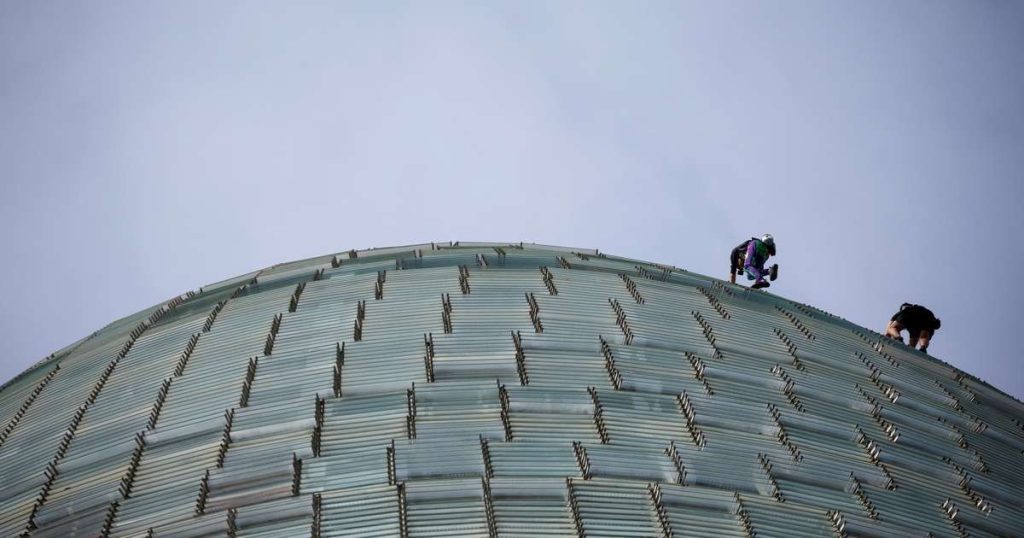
[2,2,1022,398]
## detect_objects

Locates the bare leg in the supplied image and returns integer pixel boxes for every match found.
[729,271,736,284]
[917,330,931,352]
[885,320,904,341]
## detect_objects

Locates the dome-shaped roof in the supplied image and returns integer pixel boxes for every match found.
[1,242,1021,537]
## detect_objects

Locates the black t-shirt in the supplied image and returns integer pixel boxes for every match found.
[892,304,941,332]
[730,240,752,272]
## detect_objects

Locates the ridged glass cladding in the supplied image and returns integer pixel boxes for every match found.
[0,243,1021,538]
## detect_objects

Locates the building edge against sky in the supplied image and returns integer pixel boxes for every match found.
[2,241,1015,403]
[0,242,1021,536]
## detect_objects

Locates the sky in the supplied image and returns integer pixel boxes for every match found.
[1,2,1023,399]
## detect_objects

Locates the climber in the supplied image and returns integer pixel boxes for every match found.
[885,303,941,353]
[729,234,778,289]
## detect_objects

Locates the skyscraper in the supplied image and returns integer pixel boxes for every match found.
[0,242,1020,536]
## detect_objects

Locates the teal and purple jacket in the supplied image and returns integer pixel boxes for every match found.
[745,239,771,273]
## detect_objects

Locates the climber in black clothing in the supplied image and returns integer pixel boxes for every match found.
[885,303,941,353]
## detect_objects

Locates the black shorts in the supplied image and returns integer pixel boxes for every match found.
[897,324,934,340]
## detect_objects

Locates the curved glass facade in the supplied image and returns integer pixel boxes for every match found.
[0,242,1021,537]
